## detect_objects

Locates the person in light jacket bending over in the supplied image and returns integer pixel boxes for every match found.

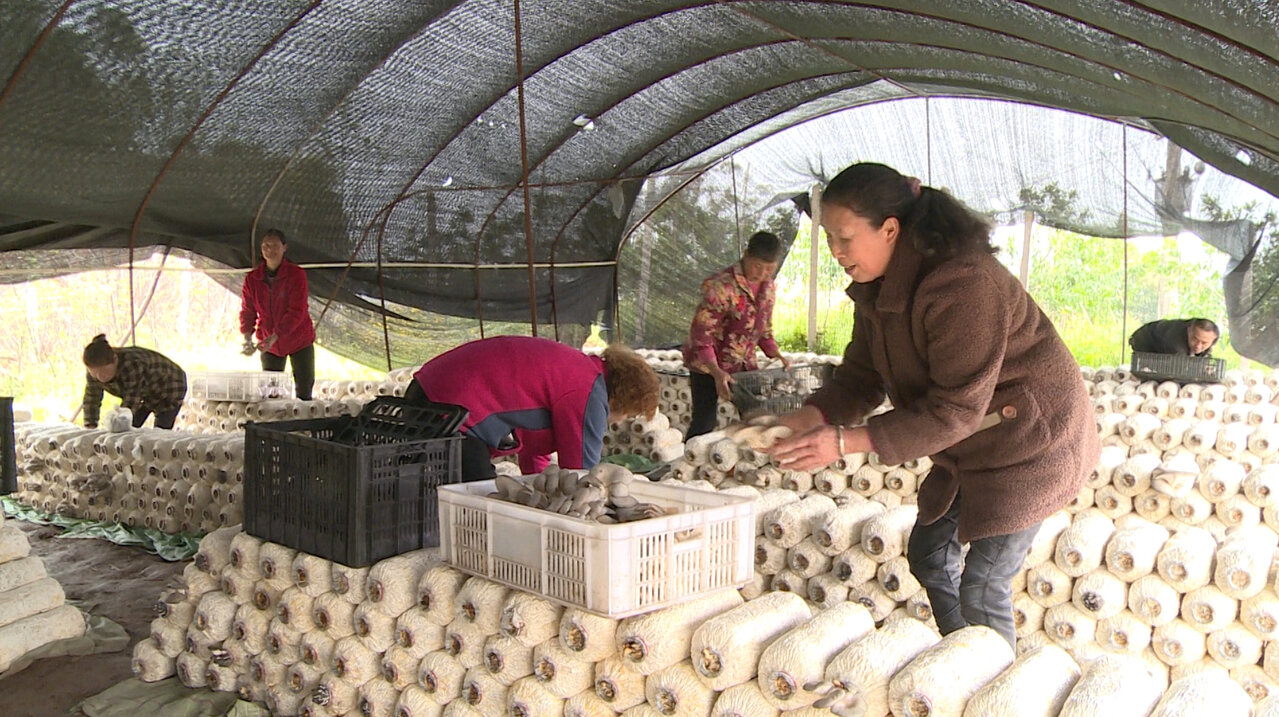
[239,228,316,400]
[768,163,1099,656]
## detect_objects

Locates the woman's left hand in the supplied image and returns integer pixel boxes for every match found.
[768,424,842,472]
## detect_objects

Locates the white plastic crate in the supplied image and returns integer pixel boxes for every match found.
[189,371,293,402]
[438,478,755,618]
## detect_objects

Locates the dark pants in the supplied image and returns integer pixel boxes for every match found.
[132,406,179,430]
[261,344,315,401]
[685,370,720,440]
[403,381,495,482]
[907,490,1039,648]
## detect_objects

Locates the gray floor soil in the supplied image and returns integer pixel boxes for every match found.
[3,519,187,717]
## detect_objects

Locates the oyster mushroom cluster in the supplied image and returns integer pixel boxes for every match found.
[490,463,667,524]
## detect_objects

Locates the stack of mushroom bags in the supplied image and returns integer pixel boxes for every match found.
[0,505,88,676]
[10,422,245,534]
[134,526,1267,716]
[175,365,417,435]
[128,523,1015,717]
[651,364,1279,713]
[631,349,844,435]
[1047,365,1279,700]
[600,411,686,464]
[176,394,368,435]
[634,349,741,433]
[131,526,833,717]
[658,415,935,630]
[6,366,423,532]
[313,366,415,404]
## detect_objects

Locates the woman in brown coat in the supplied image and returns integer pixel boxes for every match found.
[771,163,1099,649]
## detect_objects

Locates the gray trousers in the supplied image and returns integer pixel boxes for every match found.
[906,492,1039,647]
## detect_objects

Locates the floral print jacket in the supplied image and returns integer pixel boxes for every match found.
[682,261,781,374]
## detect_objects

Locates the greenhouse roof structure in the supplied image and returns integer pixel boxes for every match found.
[1,1,1277,365]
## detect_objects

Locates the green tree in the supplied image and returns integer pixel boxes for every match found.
[617,164,798,349]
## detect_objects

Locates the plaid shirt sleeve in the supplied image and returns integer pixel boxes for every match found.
[82,374,105,427]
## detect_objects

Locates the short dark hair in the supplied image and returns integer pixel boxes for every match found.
[83,333,114,367]
[1190,318,1219,335]
[745,231,782,262]
[262,228,287,244]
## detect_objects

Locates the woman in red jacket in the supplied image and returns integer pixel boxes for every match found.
[408,337,659,481]
[770,163,1098,655]
[239,229,316,400]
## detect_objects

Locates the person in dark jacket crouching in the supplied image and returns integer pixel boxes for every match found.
[769,163,1099,654]
[1129,317,1219,357]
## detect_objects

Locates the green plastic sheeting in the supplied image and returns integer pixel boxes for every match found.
[600,452,662,475]
[1,497,202,561]
[79,678,270,717]
[0,611,129,681]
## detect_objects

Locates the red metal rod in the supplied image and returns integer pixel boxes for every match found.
[514,0,539,336]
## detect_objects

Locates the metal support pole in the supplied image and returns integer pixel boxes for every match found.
[808,183,823,353]
[513,0,538,336]
[1122,125,1130,365]
[1019,210,1034,288]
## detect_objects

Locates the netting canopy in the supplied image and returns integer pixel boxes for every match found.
[618,98,1279,359]
[1,1,1278,366]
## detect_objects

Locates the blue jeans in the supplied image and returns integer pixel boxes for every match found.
[907,491,1039,647]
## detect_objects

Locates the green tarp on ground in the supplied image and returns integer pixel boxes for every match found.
[1,497,202,561]
[600,452,662,475]
[79,678,270,717]
[0,611,129,681]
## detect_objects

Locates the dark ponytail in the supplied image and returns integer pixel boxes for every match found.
[822,163,994,260]
[83,334,115,367]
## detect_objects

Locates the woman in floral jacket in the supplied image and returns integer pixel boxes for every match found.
[681,230,789,439]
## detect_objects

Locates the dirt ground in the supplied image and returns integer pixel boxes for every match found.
[2,519,188,717]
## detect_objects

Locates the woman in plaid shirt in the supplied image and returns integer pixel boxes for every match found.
[81,334,187,429]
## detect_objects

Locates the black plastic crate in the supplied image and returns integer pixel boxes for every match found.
[1130,351,1226,384]
[244,414,463,567]
[335,396,467,445]
[731,364,826,416]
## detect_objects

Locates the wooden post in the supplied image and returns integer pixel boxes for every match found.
[1019,210,1034,288]
[808,184,823,353]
